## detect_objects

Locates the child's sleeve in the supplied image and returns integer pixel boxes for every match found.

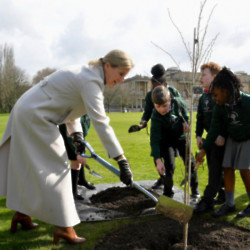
[59,123,77,160]
[176,97,189,122]
[150,116,162,160]
[202,105,225,151]
[195,97,204,137]
[141,92,154,122]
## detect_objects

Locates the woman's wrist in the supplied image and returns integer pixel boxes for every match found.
[114,155,126,162]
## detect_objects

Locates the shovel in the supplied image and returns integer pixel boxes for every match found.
[128,124,144,133]
[83,164,102,178]
[80,140,193,224]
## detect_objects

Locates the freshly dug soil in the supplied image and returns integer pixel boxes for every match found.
[94,216,250,250]
[90,186,158,214]
[91,186,250,250]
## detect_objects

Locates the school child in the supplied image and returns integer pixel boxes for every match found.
[59,114,95,201]
[140,64,181,189]
[194,62,226,214]
[150,85,200,198]
[196,67,250,218]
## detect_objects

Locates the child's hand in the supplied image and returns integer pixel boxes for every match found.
[215,135,225,146]
[76,154,87,166]
[70,160,82,170]
[195,149,206,164]
[196,136,203,149]
[183,122,189,133]
[155,159,165,175]
[140,120,147,128]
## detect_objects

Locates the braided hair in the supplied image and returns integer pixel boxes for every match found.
[210,67,242,103]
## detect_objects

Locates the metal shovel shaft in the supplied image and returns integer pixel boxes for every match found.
[81,140,158,203]
[91,152,158,202]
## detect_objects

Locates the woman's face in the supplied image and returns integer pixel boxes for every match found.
[212,87,228,105]
[104,62,130,88]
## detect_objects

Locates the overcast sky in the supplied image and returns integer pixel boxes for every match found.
[1,0,250,80]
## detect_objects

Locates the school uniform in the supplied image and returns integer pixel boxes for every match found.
[150,97,199,196]
[0,65,123,227]
[203,92,250,170]
[196,90,225,204]
[59,114,91,161]
[141,85,181,122]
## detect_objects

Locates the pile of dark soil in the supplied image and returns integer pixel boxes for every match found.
[90,186,158,214]
[91,186,250,249]
[94,216,250,249]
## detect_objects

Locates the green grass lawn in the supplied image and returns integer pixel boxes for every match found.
[0,112,249,249]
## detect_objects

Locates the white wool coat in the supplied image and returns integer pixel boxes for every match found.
[0,65,123,227]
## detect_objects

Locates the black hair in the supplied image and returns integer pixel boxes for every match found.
[210,67,241,103]
[151,64,168,86]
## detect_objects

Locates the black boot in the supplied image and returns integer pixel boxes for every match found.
[71,169,84,200]
[190,171,200,199]
[163,174,174,198]
[78,166,96,190]
[151,176,164,189]
[214,188,225,205]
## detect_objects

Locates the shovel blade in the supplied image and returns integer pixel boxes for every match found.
[90,171,103,178]
[155,195,193,224]
[128,125,141,133]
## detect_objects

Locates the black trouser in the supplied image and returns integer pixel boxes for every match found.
[160,139,198,195]
[203,144,225,204]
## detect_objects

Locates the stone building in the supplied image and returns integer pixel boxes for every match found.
[106,68,250,111]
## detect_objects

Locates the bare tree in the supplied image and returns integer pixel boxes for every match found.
[103,85,120,113]
[152,0,219,98]
[0,44,29,113]
[32,67,57,85]
[167,0,219,74]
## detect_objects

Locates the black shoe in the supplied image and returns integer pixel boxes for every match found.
[194,199,213,214]
[213,204,236,218]
[78,181,96,190]
[163,191,174,198]
[236,204,250,218]
[214,194,226,205]
[191,190,201,199]
[73,193,85,201]
[151,177,163,189]
[74,193,85,200]
[78,166,96,190]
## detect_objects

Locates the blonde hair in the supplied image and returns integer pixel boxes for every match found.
[200,62,222,75]
[88,49,134,69]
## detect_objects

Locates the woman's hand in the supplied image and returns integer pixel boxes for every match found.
[155,158,165,175]
[195,149,206,164]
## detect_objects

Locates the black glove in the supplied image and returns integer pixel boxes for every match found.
[72,132,85,155]
[117,159,133,185]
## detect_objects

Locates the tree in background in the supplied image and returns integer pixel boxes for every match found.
[152,0,218,99]
[0,44,30,113]
[32,67,57,85]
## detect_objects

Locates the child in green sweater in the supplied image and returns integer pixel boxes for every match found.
[150,85,199,198]
[194,62,226,214]
[141,64,181,189]
[196,67,250,218]
[59,114,95,201]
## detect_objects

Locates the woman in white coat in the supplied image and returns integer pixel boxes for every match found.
[0,49,134,244]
